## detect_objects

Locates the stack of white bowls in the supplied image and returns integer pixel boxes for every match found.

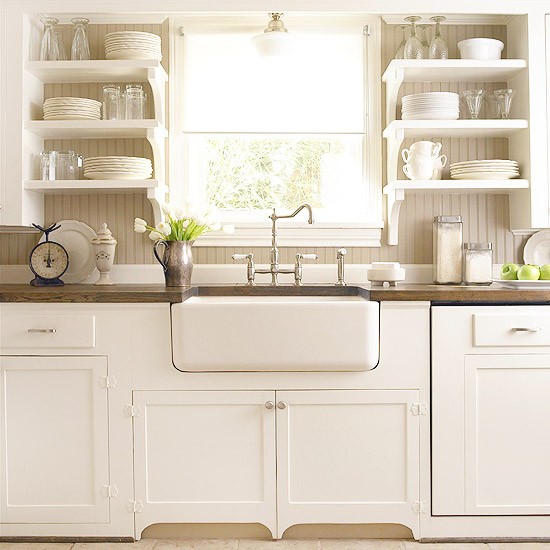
[83,156,153,180]
[450,159,519,180]
[104,31,162,60]
[401,92,460,120]
[43,97,102,120]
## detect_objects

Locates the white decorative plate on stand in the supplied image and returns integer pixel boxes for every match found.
[39,220,97,283]
[523,229,550,265]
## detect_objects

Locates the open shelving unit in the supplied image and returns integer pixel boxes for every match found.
[23,59,169,224]
[382,58,530,245]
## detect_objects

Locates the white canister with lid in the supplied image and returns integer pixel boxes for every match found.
[462,242,493,285]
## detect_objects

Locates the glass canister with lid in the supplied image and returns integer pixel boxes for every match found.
[433,215,463,284]
[462,242,493,285]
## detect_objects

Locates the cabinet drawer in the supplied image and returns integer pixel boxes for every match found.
[1,314,96,349]
[473,312,550,347]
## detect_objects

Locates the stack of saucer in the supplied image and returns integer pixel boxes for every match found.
[402,92,460,120]
[450,159,520,180]
[43,97,102,120]
[104,31,162,60]
[83,156,153,180]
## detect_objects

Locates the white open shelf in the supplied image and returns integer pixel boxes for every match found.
[24,119,167,139]
[25,60,167,84]
[383,59,527,125]
[383,179,530,246]
[25,179,165,195]
[383,119,528,140]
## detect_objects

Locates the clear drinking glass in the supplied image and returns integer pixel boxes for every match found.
[103,84,121,120]
[394,25,409,59]
[403,16,423,60]
[71,18,90,60]
[494,88,516,119]
[40,151,79,180]
[462,89,485,119]
[418,25,430,58]
[429,16,448,59]
[125,84,146,119]
[40,18,61,61]
[486,94,501,119]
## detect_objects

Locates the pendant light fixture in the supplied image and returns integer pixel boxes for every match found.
[251,13,296,56]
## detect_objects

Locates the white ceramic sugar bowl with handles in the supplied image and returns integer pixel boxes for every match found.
[402,140,447,180]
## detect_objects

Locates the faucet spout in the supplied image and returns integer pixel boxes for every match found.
[270,203,315,224]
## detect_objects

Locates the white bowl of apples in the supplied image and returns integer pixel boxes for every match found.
[495,262,550,288]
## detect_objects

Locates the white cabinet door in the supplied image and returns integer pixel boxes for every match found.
[276,390,420,537]
[464,354,550,515]
[133,390,277,538]
[0,355,110,524]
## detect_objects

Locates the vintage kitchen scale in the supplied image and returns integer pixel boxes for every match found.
[29,223,69,286]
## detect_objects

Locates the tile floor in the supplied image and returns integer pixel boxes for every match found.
[1,541,550,550]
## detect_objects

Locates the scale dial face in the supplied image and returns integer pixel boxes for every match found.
[29,241,69,280]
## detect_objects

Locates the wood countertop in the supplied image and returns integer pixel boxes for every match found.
[1,283,550,304]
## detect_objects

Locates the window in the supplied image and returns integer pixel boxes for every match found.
[171,16,382,246]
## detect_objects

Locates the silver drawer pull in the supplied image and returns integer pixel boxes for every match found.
[512,327,541,333]
[27,328,57,333]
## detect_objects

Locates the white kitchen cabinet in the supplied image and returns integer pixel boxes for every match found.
[432,306,550,517]
[0,355,110,524]
[133,388,421,539]
[132,390,278,538]
[276,390,420,536]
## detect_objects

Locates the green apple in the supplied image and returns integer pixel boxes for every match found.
[500,262,521,280]
[517,264,540,280]
[539,264,550,280]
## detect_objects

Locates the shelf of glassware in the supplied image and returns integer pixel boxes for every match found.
[25,60,168,121]
[383,179,529,246]
[382,59,527,124]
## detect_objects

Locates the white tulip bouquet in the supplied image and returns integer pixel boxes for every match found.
[134,201,235,241]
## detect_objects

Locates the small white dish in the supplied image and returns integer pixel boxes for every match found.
[492,279,550,289]
[523,229,550,265]
[367,262,406,286]
[39,220,97,284]
[458,38,504,60]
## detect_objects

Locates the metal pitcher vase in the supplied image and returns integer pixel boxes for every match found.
[153,240,194,287]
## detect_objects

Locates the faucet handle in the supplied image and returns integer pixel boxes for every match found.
[336,248,347,286]
[232,253,256,286]
[337,248,347,257]
[294,253,318,286]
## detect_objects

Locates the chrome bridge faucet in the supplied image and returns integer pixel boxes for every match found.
[233,204,317,285]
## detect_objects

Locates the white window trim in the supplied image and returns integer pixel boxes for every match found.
[168,15,383,247]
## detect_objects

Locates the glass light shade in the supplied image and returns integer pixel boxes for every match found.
[251,29,297,56]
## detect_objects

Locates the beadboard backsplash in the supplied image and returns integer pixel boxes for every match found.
[0,20,529,266]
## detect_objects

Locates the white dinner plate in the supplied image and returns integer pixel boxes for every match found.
[523,229,550,265]
[84,171,152,179]
[106,51,162,60]
[492,279,550,289]
[451,172,519,180]
[39,220,97,284]
[402,113,460,120]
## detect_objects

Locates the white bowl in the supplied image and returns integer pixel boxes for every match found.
[457,38,504,60]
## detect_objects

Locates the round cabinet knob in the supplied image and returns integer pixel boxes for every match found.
[265,401,275,410]
[277,401,287,410]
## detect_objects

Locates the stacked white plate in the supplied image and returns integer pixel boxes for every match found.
[402,92,460,120]
[450,159,520,180]
[43,97,102,120]
[104,31,162,60]
[83,156,153,180]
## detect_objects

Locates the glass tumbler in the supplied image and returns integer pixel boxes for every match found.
[103,85,121,120]
[71,18,90,60]
[40,18,61,60]
[494,89,516,119]
[125,84,146,119]
[462,89,485,119]
[403,16,423,59]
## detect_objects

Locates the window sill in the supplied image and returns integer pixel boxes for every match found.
[197,222,384,247]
